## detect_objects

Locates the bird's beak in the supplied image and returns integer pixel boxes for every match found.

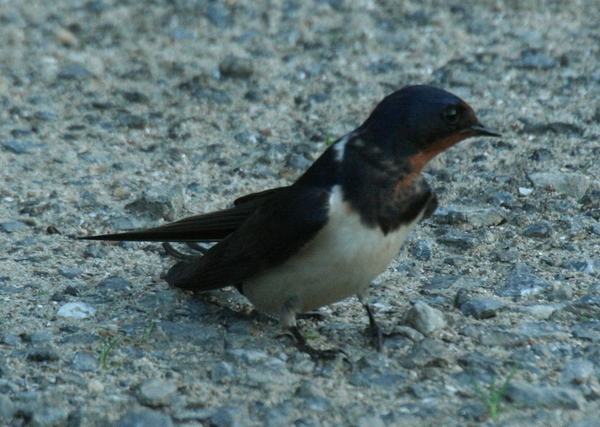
[469,124,501,137]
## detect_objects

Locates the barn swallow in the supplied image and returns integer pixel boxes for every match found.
[82,85,500,356]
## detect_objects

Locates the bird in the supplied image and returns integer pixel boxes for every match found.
[82,85,500,356]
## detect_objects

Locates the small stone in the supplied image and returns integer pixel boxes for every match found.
[505,383,585,410]
[460,298,505,319]
[400,301,446,336]
[401,338,452,368]
[28,404,69,427]
[211,361,235,383]
[563,259,595,274]
[219,55,254,79]
[118,114,147,129]
[21,332,52,344]
[289,352,315,374]
[210,406,248,427]
[121,91,150,103]
[571,321,600,341]
[0,221,26,233]
[454,289,471,308]
[496,273,551,298]
[433,206,505,228]
[72,351,99,372]
[1,333,19,346]
[390,326,425,342]
[205,3,232,27]
[0,394,15,420]
[57,66,91,80]
[512,50,558,69]
[522,221,554,238]
[27,347,60,362]
[225,349,269,365]
[137,379,177,407]
[2,140,34,154]
[528,172,591,200]
[560,358,594,385]
[458,402,488,421]
[57,302,96,319]
[87,378,104,393]
[58,268,82,278]
[478,330,526,347]
[518,304,558,319]
[410,240,432,261]
[517,322,567,340]
[125,185,184,221]
[427,275,461,290]
[116,409,175,427]
[437,230,480,250]
[97,276,131,292]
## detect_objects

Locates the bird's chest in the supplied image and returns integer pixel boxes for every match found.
[243,186,424,314]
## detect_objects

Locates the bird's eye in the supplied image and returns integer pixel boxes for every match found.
[443,107,459,125]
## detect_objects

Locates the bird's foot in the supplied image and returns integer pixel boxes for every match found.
[364,303,384,352]
[287,326,346,360]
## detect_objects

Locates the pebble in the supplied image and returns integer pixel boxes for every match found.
[2,140,35,154]
[401,338,452,369]
[0,221,26,233]
[72,351,99,372]
[459,297,505,319]
[436,230,480,250]
[527,172,591,200]
[211,361,236,383]
[58,268,82,279]
[219,55,254,79]
[505,383,585,410]
[57,65,91,80]
[225,349,269,365]
[563,259,595,274]
[433,206,505,228]
[496,273,551,298]
[289,352,315,374]
[210,406,248,427]
[205,3,232,27]
[522,221,554,238]
[125,185,184,221]
[116,409,174,427]
[512,50,558,69]
[0,394,15,420]
[97,276,131,292]
[21,332,52,345]
[571,321,600,341]
[410,240,432,261]
[26,347,60,362]
[137,379,177,407]
[560,358,594,385]
[400,301,446,336]
[87,378,104,393]
[27,404,69,427]
[56,302,97,319]
[517,322,568,340]
[478,330,527,347]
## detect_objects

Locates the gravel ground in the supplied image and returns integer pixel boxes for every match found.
[1,0,600,426]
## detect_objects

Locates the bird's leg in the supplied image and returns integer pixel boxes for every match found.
[358,288,384,351]
[282,297,342,360]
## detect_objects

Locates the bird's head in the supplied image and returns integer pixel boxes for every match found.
[359,85,501,172]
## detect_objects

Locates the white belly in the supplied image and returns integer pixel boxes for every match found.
[242,186,422,315]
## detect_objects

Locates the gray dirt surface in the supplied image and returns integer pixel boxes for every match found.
[1,0,600,425]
